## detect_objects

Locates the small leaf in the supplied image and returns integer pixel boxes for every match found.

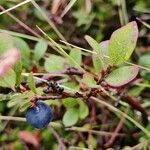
[63,107,79,127]
[92,55,102,75]
[18,131,40,148]
[63,98,78,108]
[27,73,36,93]
[14,37,31,69]
[69,48,82,67]
[0,69,16,88]
[105,66,139,87]
[88,134,97,149]
[138,54,150,69]
[0,33,15,55]
[19,101,30,112]
[85,35,104,73]
[81,73,97,88]
[78,100,89,119]
[128,86,145,97]
[100,40,109,67]
[0,48,21,78]
[7,93,29,108]
[33,40,48,62]
[100,40,109,56]
[44,55,65,73]
[109,21,138,65]
[14,60,22,86]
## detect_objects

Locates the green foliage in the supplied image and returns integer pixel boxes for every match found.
[44,55,65,73]
[14,61,22,86]
[81,73,97,88]
[105,66,139,87]
[0,69,16,88]
[63,98,89,126]
[73,9,95,30]
[138,53,150,68]
[14,37,31,69]
[0,33,15,54]
[0,1,149,149]
[69,48,82,67]
[78,100,89,119]
[63,98,78,108]
[85,35,104,74]
[109,22,138,65]
[27,73,36,93]
[63,107,79,127]
[33,40,48,62]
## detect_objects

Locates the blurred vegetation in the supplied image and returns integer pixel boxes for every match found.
[0,0,150,149]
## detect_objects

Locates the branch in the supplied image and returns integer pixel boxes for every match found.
[49,126,66,150]
[125,95,148,125]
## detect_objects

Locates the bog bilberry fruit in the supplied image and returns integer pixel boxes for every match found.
[25,101,53,129]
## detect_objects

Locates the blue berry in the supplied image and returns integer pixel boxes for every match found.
[25,101,53,129]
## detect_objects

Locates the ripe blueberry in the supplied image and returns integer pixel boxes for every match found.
[25,101,53,129]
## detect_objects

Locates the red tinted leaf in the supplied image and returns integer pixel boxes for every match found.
[0,48,20,78]
[109,21,138,65]
[18,131,41,148]
[105,66,139,87]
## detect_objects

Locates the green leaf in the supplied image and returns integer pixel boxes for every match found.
[78,100,89,119]
[109,21,138,65]
[69,48,82,67]
[105,66,139,87]
[72,9,95,29]
[7,90,37,109]
[19,101,30,112]
[0,69,16,88]
[63,107,79,127]
[27,73,36,93]
[92,55,102,74]
[100,40,109,56]
[81,73,97,88]
[85,35,104,73]
[63,98,78,108]
[14,37,31,69]
[14,61,22,86]
[128,86,145,97]
[138,54,150,69]
[100,40,109,67]
[0,33,15,55]
[44,55,65,73]
[85,35,103,59]
[33,40,48,62]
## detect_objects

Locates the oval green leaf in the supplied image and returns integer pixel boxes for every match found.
[69,48,82,67]
[63,98,78,108]
[105,66,139,87]
[33,40,48,62]
[109,21,138,65]
[138,54,150,69]
[78,100,89,119]
[0,33,15,55]
[0,69,16,88]
[27,73,36,93]
[44,55,65,73]
[63,107,79,127]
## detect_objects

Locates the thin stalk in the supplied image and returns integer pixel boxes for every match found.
[0,29,40,41]
[31,0,66,41]
[36,25,85,72]
[91,96,150,137]
[0,0,32,15]
[0,115,62,128]
[60,0,77,18]
[61,40,150,72]
[0,5,40,37]
[66,127,127,137]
